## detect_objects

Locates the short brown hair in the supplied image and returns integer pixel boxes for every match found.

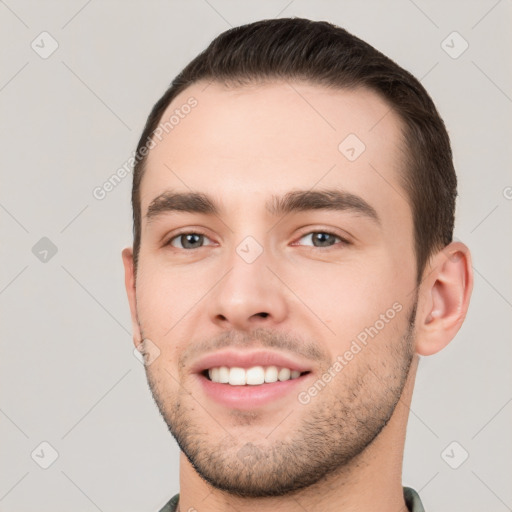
[131,17,457,284]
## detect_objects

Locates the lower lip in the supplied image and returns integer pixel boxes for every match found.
[196,373,311,409]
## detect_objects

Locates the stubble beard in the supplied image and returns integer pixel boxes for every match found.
[143,302,417,498]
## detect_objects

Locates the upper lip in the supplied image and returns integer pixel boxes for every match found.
[190,349,313,374]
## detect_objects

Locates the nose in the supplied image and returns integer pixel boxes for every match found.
[207,242,288,331]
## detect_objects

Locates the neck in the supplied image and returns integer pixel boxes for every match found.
[177,357,418,512]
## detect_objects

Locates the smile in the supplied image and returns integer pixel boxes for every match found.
[205,365,308,385]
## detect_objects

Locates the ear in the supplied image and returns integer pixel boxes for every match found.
[122,247,142,348]
[414,241,473,356]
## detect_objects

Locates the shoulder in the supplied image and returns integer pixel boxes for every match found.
[157,493,180,512]
[403,486,426,512]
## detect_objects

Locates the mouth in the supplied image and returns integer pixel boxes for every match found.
[200,366,311,385]
[191,349,315,409]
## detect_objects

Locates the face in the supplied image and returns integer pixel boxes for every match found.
[124,81,419,497]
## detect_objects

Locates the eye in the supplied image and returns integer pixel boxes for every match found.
[165,230,348,251]
[294,231,348,248]
[166,232,215,250]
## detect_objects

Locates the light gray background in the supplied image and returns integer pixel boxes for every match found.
[1,1,511,511]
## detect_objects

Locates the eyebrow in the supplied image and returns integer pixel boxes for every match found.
[145,189,381,225]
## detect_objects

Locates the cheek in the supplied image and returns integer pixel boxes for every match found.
[135,263,187,337]
[135,259,219,348]
[288,259,404,345]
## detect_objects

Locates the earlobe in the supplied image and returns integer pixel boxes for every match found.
[121,247,142,347]
[415,242,473,356]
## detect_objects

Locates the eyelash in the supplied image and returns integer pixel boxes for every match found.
[164,229,350,251]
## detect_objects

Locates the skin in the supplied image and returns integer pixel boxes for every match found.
[122,80,473,512]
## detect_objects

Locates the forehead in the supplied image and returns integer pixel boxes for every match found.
[139,80,410,228]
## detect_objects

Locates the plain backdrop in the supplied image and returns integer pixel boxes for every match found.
[1,1,511,511]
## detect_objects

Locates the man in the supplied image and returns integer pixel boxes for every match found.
[122,18,473,512]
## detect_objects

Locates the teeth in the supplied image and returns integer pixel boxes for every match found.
[264,366,278,383]
[229,367,246,385]
[278,368,290,381]
[218,366,229,383]
[246,366,264,385]
[207,365,304,385]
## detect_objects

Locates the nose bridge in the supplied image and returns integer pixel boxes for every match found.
[208,233,287,329]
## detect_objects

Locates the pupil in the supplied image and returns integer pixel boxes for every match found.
[183,234,202,248]
[314,233,333,247]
